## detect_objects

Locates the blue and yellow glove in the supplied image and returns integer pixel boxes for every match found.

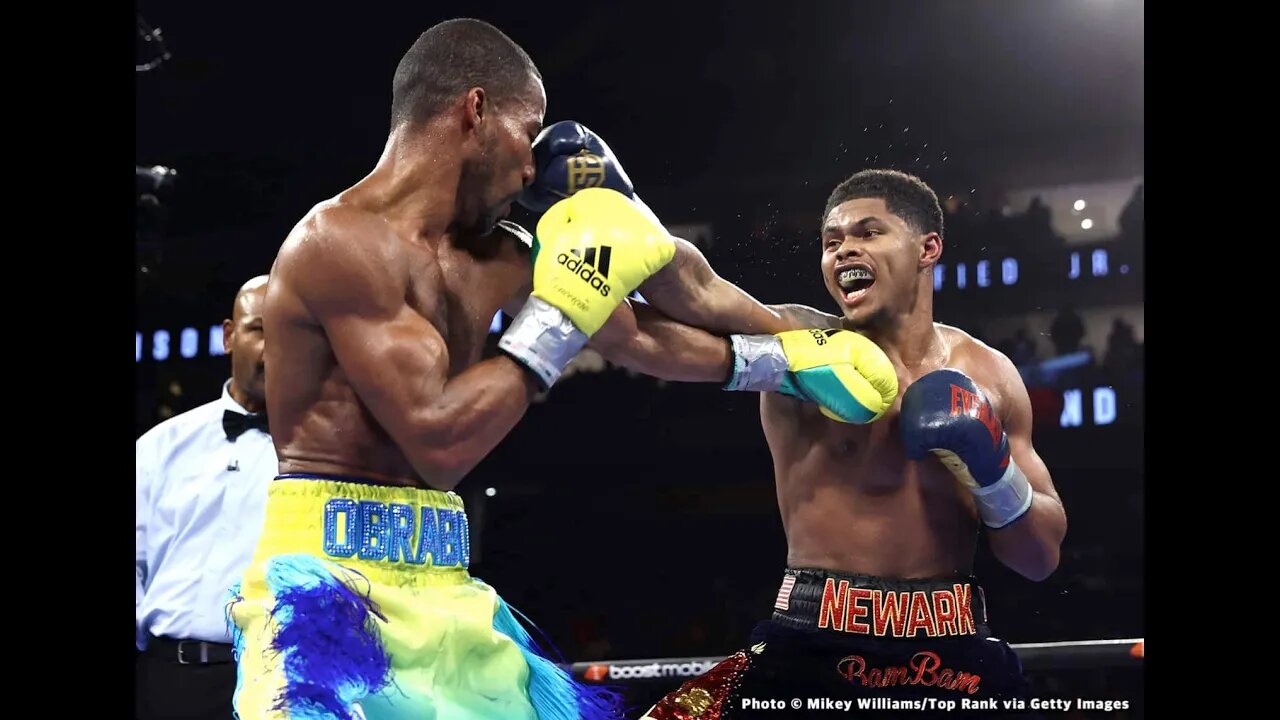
[900,369,1034,528]
[519,120,636,212]
[518,120,673,232]
[499,187,675,388]
[725,329,898,424]
[518,122,898,424]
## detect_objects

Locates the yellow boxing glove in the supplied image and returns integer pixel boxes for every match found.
[725,329,898,423]
[499,187,675,387]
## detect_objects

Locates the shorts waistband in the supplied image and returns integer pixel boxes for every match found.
[256,474,471,579]
[771,567,989,639]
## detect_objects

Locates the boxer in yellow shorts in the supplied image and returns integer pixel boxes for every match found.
[237,19,899,720]
[228,475,589,720]
[229,19,663,720]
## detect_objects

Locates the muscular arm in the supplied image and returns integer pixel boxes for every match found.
[590,299,842,380]
[768,302,844,331]
[639,237,842,335]
[295,213,540,491]
[590,300,734,382]
[987,357,1068,581]
[639,236,782,333]
[584,240,843,382]
[500,278,735,383]
[500,233,842,383]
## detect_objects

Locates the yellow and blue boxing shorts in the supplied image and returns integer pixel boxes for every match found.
[226,474,621,720]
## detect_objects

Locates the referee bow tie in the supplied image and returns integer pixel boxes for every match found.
[223,410,269,441]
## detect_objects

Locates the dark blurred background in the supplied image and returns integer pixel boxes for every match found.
[136,0,1143,714]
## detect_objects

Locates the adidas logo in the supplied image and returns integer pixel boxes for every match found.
[809,328,842,345]
[556,245,612,297]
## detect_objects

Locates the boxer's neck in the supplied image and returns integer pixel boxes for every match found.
[867,316,943,371]
[857,282,940,368]
[351,125,466,241]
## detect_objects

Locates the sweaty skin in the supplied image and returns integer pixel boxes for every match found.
[259,53,761,494]
[762,324,1047,579]
[633,199,1065,581]
[266,208,537,491]
[264,203,740,493]
[265,148,1064,582]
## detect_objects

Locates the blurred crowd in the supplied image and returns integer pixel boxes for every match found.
[941,182,1143,259]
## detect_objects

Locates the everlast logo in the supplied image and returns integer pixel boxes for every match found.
[557,246,612,297]
[950,385,1002,447]
[817,579,976,638]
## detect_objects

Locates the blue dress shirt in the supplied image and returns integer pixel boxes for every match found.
[135,380,277,650]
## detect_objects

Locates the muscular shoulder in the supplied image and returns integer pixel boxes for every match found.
[276,202,413,315]
[279,202,410,276]
[939,323,1025,413]
[940,324,1016,375]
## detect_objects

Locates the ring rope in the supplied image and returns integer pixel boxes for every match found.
[566,638,1144,683]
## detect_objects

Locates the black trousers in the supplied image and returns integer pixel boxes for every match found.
[135,639,237,720]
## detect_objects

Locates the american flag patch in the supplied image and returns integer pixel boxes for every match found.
[774,574,796,611]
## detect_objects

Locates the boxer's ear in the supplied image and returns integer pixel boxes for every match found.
[919,232,943,269]
[463,88,487,131]
[223,319,234,354]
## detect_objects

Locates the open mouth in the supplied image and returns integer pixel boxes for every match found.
[835,263,875,304]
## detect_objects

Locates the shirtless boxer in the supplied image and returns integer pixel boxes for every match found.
[225,21,897,720]
[632,169,1069,719]
[517,137,1065,716]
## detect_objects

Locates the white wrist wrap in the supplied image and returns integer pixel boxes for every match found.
[497,296,588,389]
[724,334,788,392]
[972,460,1035,529]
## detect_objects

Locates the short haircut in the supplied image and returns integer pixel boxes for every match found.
[390,18,541,128]
[822,169,944,237]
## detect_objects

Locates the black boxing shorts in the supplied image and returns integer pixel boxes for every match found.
[641,568,1036,719]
